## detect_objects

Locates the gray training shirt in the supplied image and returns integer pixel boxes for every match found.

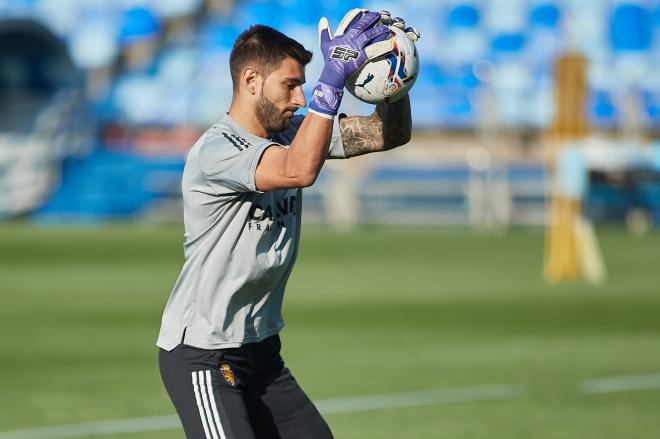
[157,114,345,351]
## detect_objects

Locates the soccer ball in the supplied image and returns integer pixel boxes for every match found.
[346,25,419,104]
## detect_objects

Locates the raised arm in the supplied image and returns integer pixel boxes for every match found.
[256,114,333,190]
[255,10,391,191]
[339,94,412,158]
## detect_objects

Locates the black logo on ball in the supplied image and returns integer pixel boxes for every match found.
[331,46,359,61]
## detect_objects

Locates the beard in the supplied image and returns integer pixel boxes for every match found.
[255,87,293,134]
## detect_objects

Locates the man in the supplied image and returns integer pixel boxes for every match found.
[158,9,419,439]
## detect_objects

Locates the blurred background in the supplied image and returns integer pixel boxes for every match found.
[1,1,659,439]
[0,0,658,227]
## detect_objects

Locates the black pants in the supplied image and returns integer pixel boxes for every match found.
[159,335,333,439]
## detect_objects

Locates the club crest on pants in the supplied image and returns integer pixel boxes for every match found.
[219,363,235,386]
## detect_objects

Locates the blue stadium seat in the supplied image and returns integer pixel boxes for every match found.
[446,3,480,28]
[418,62,479,93]
[119,6,161,46]
[642,90,660,125]
[609,3,653,52]
[491,32,526,54]
[415,62,443,87]
[589,89,617,126]
[530,3,560,28]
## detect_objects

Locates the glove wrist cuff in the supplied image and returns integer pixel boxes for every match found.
[308,82,344,117]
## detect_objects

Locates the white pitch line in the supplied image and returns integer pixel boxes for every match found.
[0,416,181,439]
[0,384,523,439]
[3,371,659,439]
[316,384,524,414]
[581,373,660,394]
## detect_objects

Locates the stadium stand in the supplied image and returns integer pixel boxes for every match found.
[0,0,657,225]
[1,0,657,130]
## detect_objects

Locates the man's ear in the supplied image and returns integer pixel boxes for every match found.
[243,67,260,95]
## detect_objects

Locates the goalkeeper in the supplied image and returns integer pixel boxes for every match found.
[157,9,419,439]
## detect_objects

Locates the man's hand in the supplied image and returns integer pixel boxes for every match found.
[383,12,420,42]
[338,14,419,158]
[309,9,391,118]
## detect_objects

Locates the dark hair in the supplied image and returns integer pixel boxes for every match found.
[229,25,313,90]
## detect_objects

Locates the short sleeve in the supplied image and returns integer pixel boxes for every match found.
[328,115,346,159]
[282,114,346,159]
[198,130,273,193]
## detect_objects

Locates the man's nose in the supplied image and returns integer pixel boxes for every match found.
[292,86,306,108]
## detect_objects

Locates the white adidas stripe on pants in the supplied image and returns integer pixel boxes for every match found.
[192,370,227,439]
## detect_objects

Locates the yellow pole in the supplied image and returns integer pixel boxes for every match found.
[543,53,588,282]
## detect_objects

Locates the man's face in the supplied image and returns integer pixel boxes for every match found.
[255,57,307,133]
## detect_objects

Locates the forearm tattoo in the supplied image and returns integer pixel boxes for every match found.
[339,115,383,157]
[339,96,412,158]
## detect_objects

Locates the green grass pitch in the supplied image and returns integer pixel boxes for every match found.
[0,224,659,438]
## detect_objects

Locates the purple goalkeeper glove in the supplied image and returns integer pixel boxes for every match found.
[309,9,392,118]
